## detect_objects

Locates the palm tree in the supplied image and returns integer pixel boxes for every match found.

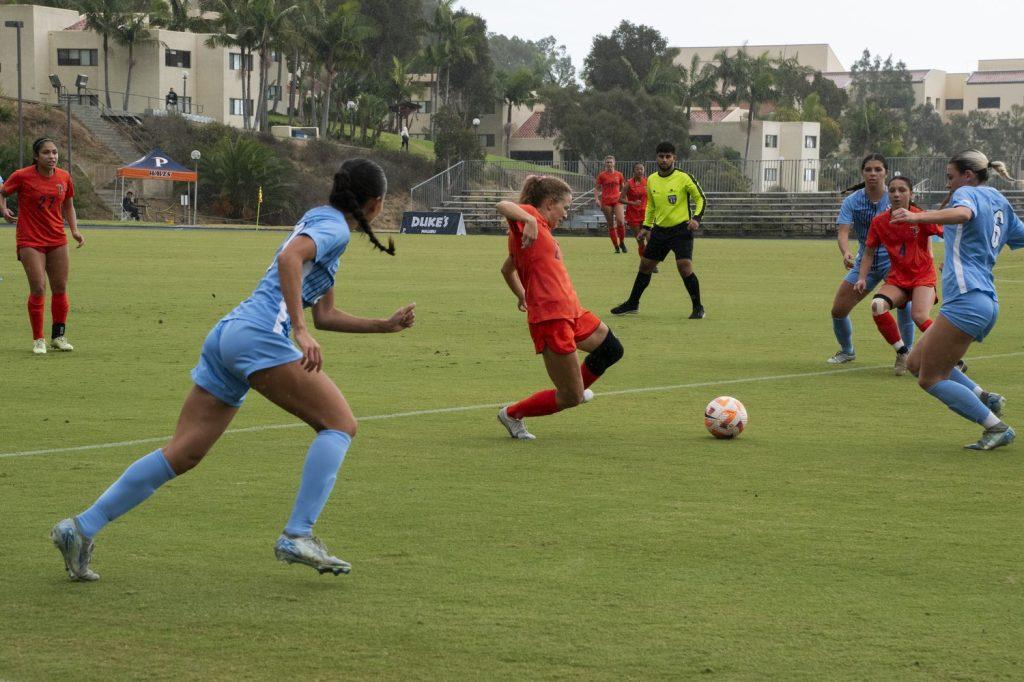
[247,0,298,132]
[79,0,127,109]
[204,0,258,130]
[114,0,166,111]
[679,54,717,120]
[714,48,777,160]
[496,67,539,157]
[384,55,424,131]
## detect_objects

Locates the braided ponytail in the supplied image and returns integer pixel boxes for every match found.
[329,159,395,255]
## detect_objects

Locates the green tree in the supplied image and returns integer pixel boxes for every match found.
[583,21,675,92]
[433,105,484,168]
[906,103,953,154]
[841,50,915,155]
[201,134,294,219]
[113,0,167,112]
[679,53,717,119]
[773,92,843,158]
[496,67,540,157]
[714,48,777,160]
[539,85,689,161]
[78,0,127,109]
[203,0,258,130]
[488,34,576,87]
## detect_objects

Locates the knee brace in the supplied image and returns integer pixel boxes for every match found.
[584,329,624,376]
[871,294,894,316]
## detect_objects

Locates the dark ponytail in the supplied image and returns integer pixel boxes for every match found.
[841,152,888,195]
[328,158,395,255]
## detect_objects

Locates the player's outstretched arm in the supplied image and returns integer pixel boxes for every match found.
[312,290,415,333]
[892,206,971,225]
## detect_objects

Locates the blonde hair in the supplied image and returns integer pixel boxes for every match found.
[519,175,573,207]
[604,155,615,162]
[949,149,1015,183]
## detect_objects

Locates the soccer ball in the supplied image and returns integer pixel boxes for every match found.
[704,396,748,439]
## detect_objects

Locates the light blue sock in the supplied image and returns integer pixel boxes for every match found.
[896,303,915,349]
[76,449,176,539]
[832,316,854,354]
[947,367,979,392]
[926,380,991,424]
[284,429,351,537]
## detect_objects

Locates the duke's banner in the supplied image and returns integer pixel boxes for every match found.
[401,211,466,235]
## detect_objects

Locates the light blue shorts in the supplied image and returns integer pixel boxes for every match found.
[843,249,889,288]
[190,318,303,407]
[940,290,999,342]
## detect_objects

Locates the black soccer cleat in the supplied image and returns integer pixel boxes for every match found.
[689,306,706,319]
[611,302,639,315]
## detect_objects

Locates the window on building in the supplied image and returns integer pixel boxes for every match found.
[764,167,779,182]
[936,98,941,109]
[479,134,496,148]
[229,98,253,116]
[420,100,432,114]
[804,135,818,149]
[266,85,281,100]
[803,168,817,182]
[165,49,191,68]
[229,53,253,71]
[764,134,778,148]
[926,96,932,105]
[945,99,964,111]
[57,49,98,66]
[978,97,1001,109]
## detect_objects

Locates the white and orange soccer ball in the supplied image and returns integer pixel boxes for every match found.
[704,396,748,439]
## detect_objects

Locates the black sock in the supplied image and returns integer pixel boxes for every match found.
[683,273,701,308]
[627,272,652,305]
[52,322,65,339]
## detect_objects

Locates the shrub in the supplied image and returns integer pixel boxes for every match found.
[200,135,295,221]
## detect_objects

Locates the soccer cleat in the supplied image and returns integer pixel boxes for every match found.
[582,388,595,403]
[619,242,628,253]
[274,534,351,575]
[964,425,1015,451]
[826,350,856,365]
[894,352,909,376]
[610,302,639,315]
[689,306,706,319]
[985,393,1006,418]
[32,338,47,355]
[51,336,74,352]
[497,406,536,440]
[613,245,622,254]
[50,518,99,582]
[956,359,969,375]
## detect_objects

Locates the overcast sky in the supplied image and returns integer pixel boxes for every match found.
[464,0,1024,75]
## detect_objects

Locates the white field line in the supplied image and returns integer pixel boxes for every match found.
[3,351,1024,460]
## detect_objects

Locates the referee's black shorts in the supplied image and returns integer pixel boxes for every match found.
[643,224,694,262]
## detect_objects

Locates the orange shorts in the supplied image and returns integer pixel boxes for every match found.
[529,309,602,354]
[17,242,67,258]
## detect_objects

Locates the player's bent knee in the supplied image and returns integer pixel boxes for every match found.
[871,294,893,316]
[584,330,624,376]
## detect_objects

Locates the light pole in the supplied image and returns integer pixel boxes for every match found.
[472,116,481,149]
[190,149,201,224]
[181,71,188,114]
[5,20,25,167]
[346,100,356,140]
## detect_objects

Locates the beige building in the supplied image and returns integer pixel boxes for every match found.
[675,43,845,74]
[0,4,290,128]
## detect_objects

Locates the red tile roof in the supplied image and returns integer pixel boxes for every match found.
[64,17,88,31]
[967,70,1024,84]
[688,108,736,122]
[512,111,548,139]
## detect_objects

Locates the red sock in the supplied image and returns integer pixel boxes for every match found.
[872,311,903,346]
[616,226,626,243]
[581,364,599,389]
[917,317,932,332]
[608,228,618,246]
[27,294,45,340]
[52,293,69,326]
[508,389,560,419]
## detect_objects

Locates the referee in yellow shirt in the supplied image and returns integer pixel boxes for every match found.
[611,141,707,318]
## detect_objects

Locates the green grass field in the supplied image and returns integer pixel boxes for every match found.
[2,230,1024,679]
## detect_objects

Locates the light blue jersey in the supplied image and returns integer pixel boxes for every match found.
[943,185,1024,303]
[224,205,350,335]
[837,188,891,245]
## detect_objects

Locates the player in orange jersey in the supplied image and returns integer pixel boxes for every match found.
[623,162,648,260]
[1,137,84,354]
[595,156,627,253]
[854,176,943,375]
[496,175,624,440]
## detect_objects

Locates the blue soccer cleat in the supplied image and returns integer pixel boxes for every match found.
[964,426,1015,451]
[275,534,351,575]
[50,518,99,582]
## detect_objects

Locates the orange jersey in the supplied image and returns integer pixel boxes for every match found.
[507,204,583,324]
[866,206,943,288]
[624,176,647,225]
[596,170,624,205]
[3,166,74,248]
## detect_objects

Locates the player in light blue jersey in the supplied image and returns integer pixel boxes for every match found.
[827,153,915,367]
[50,159,416,581]
[897,150,1024,450]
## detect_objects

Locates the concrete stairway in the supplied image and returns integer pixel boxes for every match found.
[70,102,143,165]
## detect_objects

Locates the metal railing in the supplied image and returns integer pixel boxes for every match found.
[408,156,1024,211]
[73,87,203,116]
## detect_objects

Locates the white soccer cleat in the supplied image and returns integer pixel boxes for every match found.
[582,389,595,403]
[50,518,99,582]
[893,352,908,376]
[497,406,536,440]
[964,426,1015,451]
[32,338,47,355]
[826,350,856,365]
[274,534,351,575]
[51,336,74,352]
